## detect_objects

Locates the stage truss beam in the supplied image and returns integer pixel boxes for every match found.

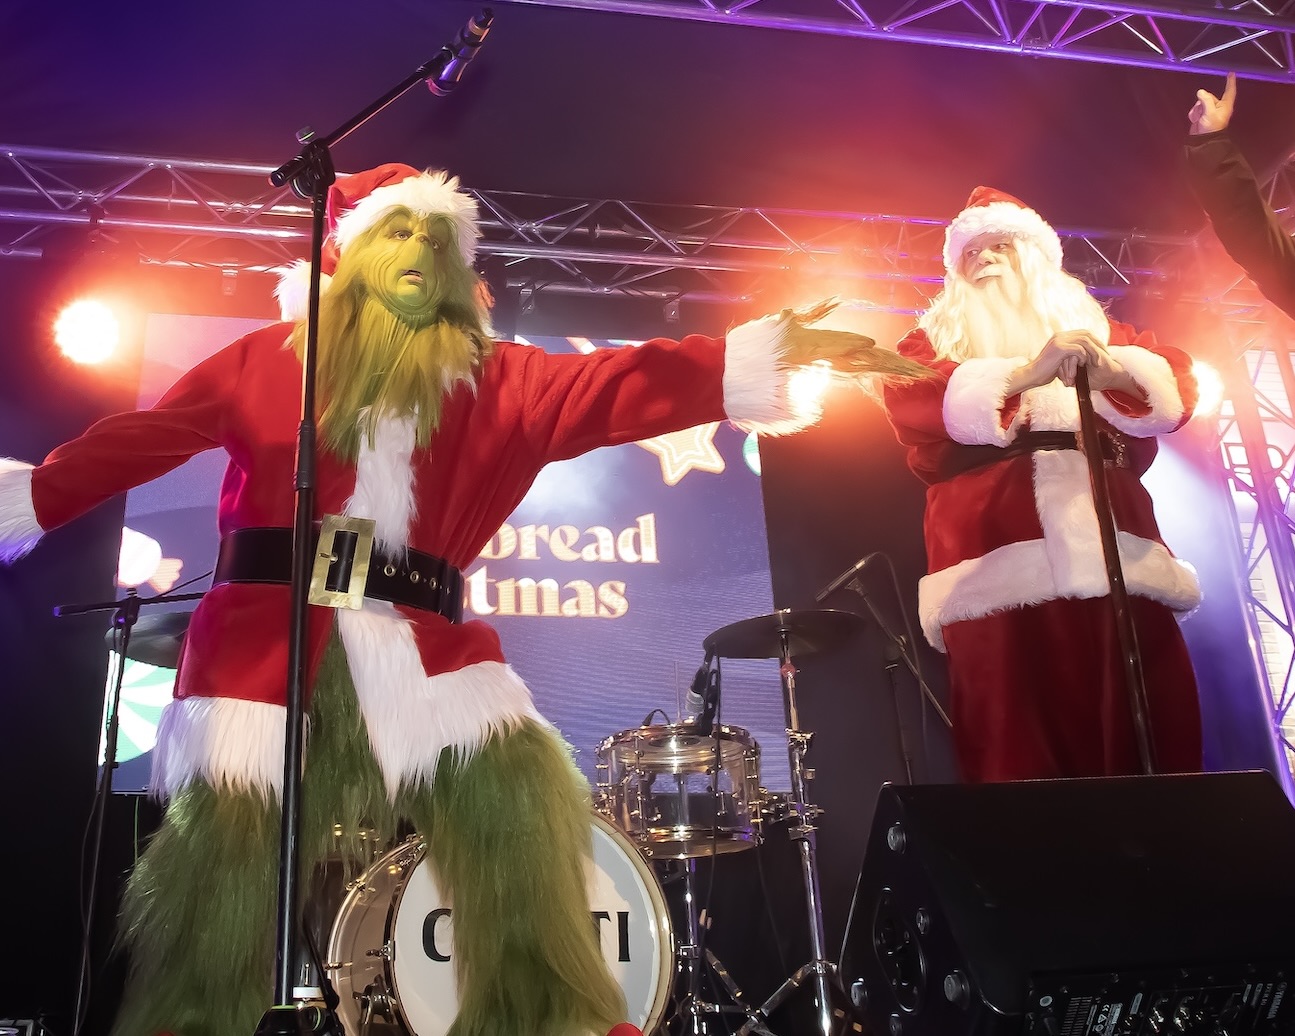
[496,0,1295,81]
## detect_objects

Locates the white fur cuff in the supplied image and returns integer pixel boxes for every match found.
[1093,346,1186,435]
[0,459,43,562]
[149,695,289,800]
[943,358,1027,445]
[721,314,819,436]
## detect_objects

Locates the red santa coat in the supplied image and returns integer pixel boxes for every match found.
[883,321,1202,651]
[0,317,807,798]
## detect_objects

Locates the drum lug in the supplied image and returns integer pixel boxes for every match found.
[364,941,394,962]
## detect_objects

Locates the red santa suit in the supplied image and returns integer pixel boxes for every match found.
[0,315,808,798]
[883,318,1203,782]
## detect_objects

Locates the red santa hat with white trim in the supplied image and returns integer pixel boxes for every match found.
[942,185,1063,274]
[275,163,481,322]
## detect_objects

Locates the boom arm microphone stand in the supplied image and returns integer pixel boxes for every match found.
[255,11,494,1034]
[57,587,206,1036]
[1074,367,1157,775]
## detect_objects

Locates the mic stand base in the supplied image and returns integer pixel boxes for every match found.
[253,1005,342,1036]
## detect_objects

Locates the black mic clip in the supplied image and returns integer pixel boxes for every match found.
[814,551,880,603]
[425,8,494,96]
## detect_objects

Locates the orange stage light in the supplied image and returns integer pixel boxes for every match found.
[53,298,120,364]
[1191,359,1225,419]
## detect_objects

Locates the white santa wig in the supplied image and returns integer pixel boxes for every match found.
[920,186,1107,363]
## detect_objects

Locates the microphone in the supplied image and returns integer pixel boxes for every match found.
[683,651,714,724]
[814,551,881,603]
[425,8,494,96]
[695,667,720,738]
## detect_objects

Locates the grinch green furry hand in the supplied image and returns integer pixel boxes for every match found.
[778,300,934,381]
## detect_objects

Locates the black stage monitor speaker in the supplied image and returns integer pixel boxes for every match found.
[840,771,1295,1036]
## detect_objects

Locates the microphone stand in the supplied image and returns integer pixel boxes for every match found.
[1074,368,1157,775]
[257,13,493,1033]
[55,587,206,1036]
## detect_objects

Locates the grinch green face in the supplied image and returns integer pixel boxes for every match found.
[359,210,457,323]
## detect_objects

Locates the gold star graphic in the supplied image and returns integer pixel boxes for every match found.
[635,423,726,486]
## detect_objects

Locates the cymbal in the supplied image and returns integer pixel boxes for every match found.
[105,611,192,669]
[703,608,865,660]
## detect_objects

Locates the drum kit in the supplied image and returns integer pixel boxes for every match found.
[110,606,866,1035]
[590,607,865,1036]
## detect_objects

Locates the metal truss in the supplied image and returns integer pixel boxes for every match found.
[0,144,1205,315]
[1204,148,1295,783]
[498,0,1295,80]
[3,140,1295,781]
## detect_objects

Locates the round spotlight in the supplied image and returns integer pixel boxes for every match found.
[1191,360,1225,419]
[54,298,120,364]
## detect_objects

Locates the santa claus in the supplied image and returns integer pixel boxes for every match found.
[0,163,916,1036]
[882,186,1203,783]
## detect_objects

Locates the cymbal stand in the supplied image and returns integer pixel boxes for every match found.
[735,631,840,1036]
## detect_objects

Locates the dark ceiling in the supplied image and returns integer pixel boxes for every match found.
[3,0,1292,239]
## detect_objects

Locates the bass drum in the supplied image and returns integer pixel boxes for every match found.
[325,812,673,1034]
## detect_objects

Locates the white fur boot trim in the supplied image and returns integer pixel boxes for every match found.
[149,695,289,800]
[0,459,42,562]
[337,602,543,797]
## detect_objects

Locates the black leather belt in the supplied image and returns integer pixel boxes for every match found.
[214,526,463,623]
[934,429,1128,483]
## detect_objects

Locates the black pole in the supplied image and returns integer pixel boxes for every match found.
[256,11,494,1030]
[1074,367,1157,775]
[54,588,206,1036]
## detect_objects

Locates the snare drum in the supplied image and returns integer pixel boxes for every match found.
[324,812,671,1035]
[596,723,764,859]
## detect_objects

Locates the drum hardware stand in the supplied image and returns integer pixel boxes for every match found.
[739,634,846,1036]
[665,855,779,1036]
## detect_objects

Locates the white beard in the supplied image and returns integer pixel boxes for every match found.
[919,249,1110,364]
[959,275,1052,361]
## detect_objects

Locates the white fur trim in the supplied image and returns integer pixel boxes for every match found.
[1020,380,1080,432]
[334,170,480,265]
[1092,346,1186,435]
[0,459,42,562]
[917,447,1201,650]
[722,313,819,436]
[943,358,1028,445]
[337,603,543,796]
[944,200,1063,270]
[149,695,289,799]
[348,414,417,552]
[274,259,334,323]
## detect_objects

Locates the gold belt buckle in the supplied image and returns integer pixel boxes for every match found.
[308,514,376,610]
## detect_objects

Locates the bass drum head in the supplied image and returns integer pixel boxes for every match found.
[328,813,673,1035]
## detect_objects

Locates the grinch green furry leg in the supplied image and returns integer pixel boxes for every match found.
[401,721,626,1036]
[112,633,392,1036]
[111,781,278,1036]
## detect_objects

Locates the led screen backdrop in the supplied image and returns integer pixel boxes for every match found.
[107,314,790,794]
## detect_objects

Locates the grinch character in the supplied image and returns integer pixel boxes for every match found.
[0,163,920,1036]
[881,187,1203,783]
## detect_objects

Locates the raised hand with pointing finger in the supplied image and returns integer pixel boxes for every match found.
[1183,71,1295,318]
[1188,72,1236,135]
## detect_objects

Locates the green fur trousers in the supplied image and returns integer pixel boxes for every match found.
[111,637,626,1036]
